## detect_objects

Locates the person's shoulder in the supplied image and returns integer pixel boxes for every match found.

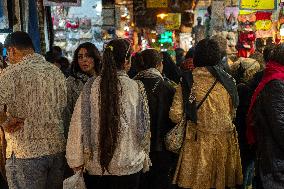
[266,79,284,91]
[259,79,284,102]
[67,75,76,82]
[0,65,16,81]
[0,65,16,75]
[66,75,82,89]
[126,77,139,88]
[161,79,176,92]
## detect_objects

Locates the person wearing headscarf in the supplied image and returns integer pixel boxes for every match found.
[233,45,272,189]
[161,51,181,84]
[170,39,242,189]
[133,49,176,189]
[175,48,185,67]
[247,44,284,188]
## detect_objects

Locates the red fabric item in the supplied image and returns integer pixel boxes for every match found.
[238,31,256,57]
[238,49,249,57]
[180,58,194,71]
[239,31,256,43]
[255,12,272,21]
[66,22,79,29]
[246,61,284,145]
[237,48,255,58]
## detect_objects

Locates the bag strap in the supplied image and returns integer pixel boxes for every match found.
[197,79,218,110]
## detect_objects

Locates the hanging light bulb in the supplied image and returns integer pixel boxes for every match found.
[157,13,168,20]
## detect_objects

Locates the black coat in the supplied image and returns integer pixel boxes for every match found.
[253,80,284,186]
[137,77,176,189]
[137,77,175,152]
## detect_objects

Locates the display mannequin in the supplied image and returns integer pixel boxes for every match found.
[192,17,205,45]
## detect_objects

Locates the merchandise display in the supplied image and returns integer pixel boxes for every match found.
[0,0,9,30]
[237,12,256,57]
[51,2,104,59]
[179,33,193,52]
[210,1,226,35]
[224,7,239,32]
[254,11,274,39]
[44,0,81,6]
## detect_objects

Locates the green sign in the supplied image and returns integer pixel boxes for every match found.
[159,31,173,44]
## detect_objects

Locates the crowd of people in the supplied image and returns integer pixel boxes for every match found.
[0,31,283,189]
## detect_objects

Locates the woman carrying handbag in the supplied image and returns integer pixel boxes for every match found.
[169,39,243,189]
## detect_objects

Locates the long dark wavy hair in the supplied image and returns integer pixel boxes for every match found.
[71,42,101,77]
[99,39,131,173]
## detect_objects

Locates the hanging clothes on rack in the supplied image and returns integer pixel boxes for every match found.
[37,0,46,53]
[43,0,81,6]
[28,0,41,53]
[0,0,9,29]
[13,0,21,31]
[20,0,29,32]
[45,6,54,51]
[210,0,226,35]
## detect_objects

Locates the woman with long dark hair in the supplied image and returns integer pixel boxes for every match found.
[66,39,151,189]
[64,42,101,136]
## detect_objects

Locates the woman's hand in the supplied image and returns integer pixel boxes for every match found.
[72,165,84,174]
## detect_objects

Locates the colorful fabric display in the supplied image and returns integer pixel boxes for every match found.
[238,14,256,23]
[237,31,256,58]
[254,12,273,38]
[225,7,239,20]
[210,1,226,34]
[255,20,273,31]
[239,10,256,15]
[255,12,272,21]
[239,21,255,32]
[239,31,256,42]
[255,30,273,38]
[28,0,41,53]
[0,0,9,29]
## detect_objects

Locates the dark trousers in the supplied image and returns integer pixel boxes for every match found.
[84,171,141,189]
[256,168,284,189]
[139,151,178,189]
[0,174,8,189]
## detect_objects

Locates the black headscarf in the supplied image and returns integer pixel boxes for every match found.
[181,71,197,123]
[161,52,181,83]
[206,65,239,108]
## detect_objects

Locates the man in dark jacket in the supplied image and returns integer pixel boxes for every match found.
[248,44,284,188]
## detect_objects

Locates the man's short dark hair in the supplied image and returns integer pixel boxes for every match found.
[52,46,63,58]
[4,31,35,50]
[45,51,57,63]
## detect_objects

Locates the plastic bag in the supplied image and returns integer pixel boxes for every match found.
[63,171,86,189]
